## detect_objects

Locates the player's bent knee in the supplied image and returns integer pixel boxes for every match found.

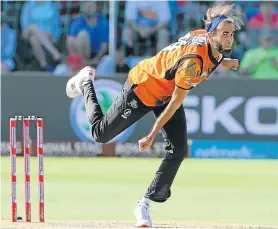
[165,148,187,161]
[148,188,171,203]
[92,132,111,144]
[178,149,187,159]
[93,136,109,144]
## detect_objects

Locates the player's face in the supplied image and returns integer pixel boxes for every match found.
[213,22,235,56]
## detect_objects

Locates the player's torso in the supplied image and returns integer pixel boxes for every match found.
[128,29,221,106]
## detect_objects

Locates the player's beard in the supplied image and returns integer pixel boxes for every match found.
[214,42,232,56]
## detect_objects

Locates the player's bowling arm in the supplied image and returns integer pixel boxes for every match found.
[148,87,187,139]
[147,58,197,140]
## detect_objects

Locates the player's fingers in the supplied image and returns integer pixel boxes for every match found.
[139,145,145,152]
[142,142,150,151]
[138,139,145,146]
[138,142,145,152]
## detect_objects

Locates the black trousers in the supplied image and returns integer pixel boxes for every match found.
[83,80,187,202]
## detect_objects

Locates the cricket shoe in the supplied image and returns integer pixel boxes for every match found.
[66,66,95,98]
[134,198,152,228]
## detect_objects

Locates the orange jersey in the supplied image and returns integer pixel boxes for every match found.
[128,29,222,106]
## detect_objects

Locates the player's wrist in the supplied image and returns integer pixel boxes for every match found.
[147,132,156,140]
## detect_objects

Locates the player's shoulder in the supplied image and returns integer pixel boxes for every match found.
[179,29,207,40]
[179,29,209,49]
[188,29,207,35]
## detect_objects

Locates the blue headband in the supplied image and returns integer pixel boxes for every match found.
[206,16,228,33]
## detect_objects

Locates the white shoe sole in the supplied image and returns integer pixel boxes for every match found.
[135,222,152,228]
[66,76,82,98]
[66,66,95,98]
[134,209,152,228]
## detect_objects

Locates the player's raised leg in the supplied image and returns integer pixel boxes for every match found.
[66,66,95,98]
[66,66,152,143]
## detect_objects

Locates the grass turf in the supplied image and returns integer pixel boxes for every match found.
[1,157,278,226]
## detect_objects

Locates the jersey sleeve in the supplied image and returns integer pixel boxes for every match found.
[175,58,202,90]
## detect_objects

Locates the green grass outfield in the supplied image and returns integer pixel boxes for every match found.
[1,157,278,227]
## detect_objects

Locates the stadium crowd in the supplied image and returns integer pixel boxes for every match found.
[1,0,278,79]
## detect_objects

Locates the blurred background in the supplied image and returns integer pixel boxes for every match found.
[1,0,278,158]
[1,0,277,76]
[1,1,278,226]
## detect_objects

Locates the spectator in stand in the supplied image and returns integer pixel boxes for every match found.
[59,1,81,26]
[239,29,278,79]
[1,22,17,72]
[123,1,170,55]
[235,1,260,19]
[115,48,131,73]
[248,1,278,29]
[59,1,80,17]
[95,43,136,75]
[170,1,208,37]
[20,0,62,71]
[67,1,109,68]
[242,2,278,48]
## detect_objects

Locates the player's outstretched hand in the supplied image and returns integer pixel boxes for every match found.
[221,58,239,70]
[138,135,154,152]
